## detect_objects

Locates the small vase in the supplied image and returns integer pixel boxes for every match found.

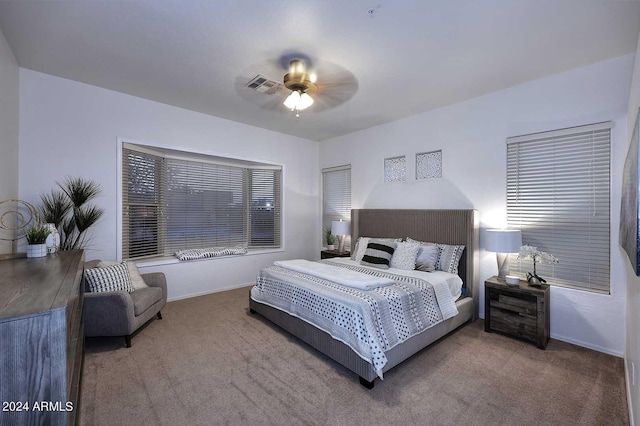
[327,244,335,251]
[527,272,546,286]
[45,223,60,254]
[27,244,48,258]
[527,275,541,286]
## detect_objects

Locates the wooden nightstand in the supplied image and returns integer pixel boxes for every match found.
[484,276,550,349]
[321,250,351,259]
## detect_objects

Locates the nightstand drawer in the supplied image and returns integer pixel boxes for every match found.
[489,307,537,342]
[490,294,537,316]
[321,250,350,259]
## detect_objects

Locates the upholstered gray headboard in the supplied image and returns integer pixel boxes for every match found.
[351,209,479,319]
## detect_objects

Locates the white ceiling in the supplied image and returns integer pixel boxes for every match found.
[1,1,639,141]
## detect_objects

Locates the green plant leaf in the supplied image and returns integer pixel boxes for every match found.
[69,205,104,249]
[325,226,335,245]
[39,176,104,251]
[25,225,51,244]
[74,205,104,234]
[59,177,102,208]
[61,218,76,250]
[39,190,72,228]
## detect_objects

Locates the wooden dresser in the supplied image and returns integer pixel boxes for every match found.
[0,250,85,425]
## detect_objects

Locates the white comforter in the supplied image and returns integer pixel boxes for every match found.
[327,258,464,300]
[274,259,394,290]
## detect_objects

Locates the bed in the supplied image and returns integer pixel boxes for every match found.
[249,209,479,388]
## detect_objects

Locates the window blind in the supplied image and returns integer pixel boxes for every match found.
[122,149,163,259]
[163,157,246,254]
[123,145,282,259]
[322,165,351,248]
[248,168,281,247]
[506,122,611,293]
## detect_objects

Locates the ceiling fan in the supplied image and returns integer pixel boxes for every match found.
[236,54,358,116]
[282,59,317,116]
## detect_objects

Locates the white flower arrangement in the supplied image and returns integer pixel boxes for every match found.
[517,245,559,284]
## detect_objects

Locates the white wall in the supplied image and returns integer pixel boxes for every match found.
[18,69,320,300]
[0,29,19,254]
[625,28,640,426]
[321,54,634,357]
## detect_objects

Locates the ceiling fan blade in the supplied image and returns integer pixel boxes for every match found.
[313,90,357,111]
[311,70,358,112]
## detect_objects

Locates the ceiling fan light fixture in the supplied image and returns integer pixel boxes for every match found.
[237,56,358,116]
[283,90,301,110]
[281,59,321,115]
[283,90,314,112]
[299,92,314,109]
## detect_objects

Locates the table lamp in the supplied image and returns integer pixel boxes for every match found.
[331,220,350,253]
[485,229,522,280]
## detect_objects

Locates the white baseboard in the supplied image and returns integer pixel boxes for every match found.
[167,282,253,302]
[550,332,624,358]
[625,357,635,426]
[479,314,623,357]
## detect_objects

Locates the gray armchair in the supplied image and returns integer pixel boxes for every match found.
[84,260,167,347]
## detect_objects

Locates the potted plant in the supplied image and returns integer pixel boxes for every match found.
[39,177,104,251]
[325,226,336,250]
[518,245,559,286]
[25,224,51,258]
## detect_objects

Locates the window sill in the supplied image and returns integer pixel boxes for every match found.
[132,247,285,269]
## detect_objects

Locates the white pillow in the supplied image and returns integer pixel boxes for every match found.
[353,237,370,262]
[390,241,421,270]
[85,262,133,293]
[97,260,148,290]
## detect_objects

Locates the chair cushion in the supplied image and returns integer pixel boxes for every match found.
[130,287,163,316]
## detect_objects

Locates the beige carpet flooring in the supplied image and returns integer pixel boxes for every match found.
[80,286,628,426]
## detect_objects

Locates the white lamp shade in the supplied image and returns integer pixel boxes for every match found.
[283,91,314,111]
[331,220,350,236]
[283,91,300,110]
[298,93,314,110]
[485,229,522,253]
